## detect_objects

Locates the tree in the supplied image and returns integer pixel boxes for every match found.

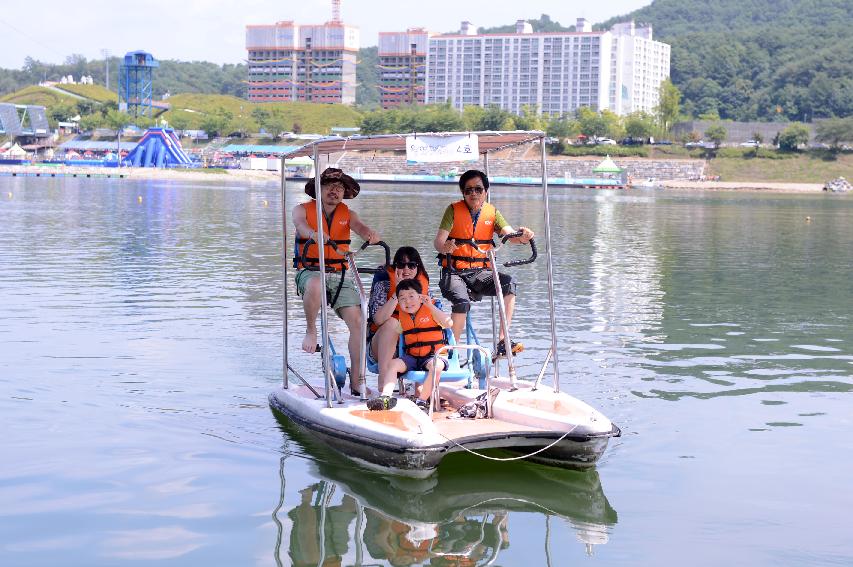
[704,123,728,149]
[514,105,545,131]
[199,107,233,138]
[656,79,681,132]
[167,112,191,135]
[624,112,655,140]
[546,114,578,139]
[104,109,134,132]
[815,117,853,150]
[577,107,607,140]
[777,123,810,151]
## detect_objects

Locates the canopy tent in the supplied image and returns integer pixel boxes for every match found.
[592,155,623,174]
[6,143,28,158]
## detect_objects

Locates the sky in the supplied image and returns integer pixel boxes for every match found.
[0,0,652,70]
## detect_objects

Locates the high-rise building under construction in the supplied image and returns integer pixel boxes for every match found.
[245,20,359,104]
[377,28,431,109]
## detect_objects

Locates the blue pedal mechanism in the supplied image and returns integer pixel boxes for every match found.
[331,354,347,390]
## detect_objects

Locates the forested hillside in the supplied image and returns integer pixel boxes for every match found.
[601,0,853,120]
[0,56,246,99]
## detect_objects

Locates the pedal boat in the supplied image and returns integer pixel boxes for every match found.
[270,131,621,476]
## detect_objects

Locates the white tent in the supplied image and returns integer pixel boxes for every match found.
[6,143,28,158]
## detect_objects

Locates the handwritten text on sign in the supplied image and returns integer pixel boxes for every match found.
[405,135,479,163]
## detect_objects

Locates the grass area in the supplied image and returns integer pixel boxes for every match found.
[557,145,650,157]
[54,84,117,103]
[0,85,78,106]
[163,93,363,134]
[192,168,228,174]
[707,150,853,182]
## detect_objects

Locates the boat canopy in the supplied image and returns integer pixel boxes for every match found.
[280,130,545,159]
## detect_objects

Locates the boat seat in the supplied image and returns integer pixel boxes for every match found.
[396,330,471,394]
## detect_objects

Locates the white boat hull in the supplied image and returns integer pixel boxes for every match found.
[269,378,620,474]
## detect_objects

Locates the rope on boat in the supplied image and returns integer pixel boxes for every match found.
[436,427,578,462]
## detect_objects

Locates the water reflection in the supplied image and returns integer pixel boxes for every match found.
[272,416,617,566]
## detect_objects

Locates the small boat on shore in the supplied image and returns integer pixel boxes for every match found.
[270,131,621,476]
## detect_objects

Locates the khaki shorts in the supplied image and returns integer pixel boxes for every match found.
[295,269,361,314]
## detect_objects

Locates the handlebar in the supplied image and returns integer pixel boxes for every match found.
[504,237,537,267]
[358,240,391,267]
[451,230,537,268]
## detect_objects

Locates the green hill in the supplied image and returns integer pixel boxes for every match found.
[54,83,117,103]
[601,0,853,121]
[0,85,81,106]
[163,93,362,134]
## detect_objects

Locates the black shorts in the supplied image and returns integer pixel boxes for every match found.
[439,268,517,314]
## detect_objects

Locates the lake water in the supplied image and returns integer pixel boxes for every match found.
[1,176,851,566]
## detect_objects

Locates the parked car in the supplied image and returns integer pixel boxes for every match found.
[685,141,715,149]
[651,139,673,145]
[739,140,760,148]
[593,138,617,146]
[619,137,644,146]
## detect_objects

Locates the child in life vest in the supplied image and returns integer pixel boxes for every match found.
[372,278,452,412]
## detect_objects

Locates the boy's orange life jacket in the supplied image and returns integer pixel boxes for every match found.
[368,270,430,334]
[400,304,445,357]
[441,200,496,270]
[294,201,350,271]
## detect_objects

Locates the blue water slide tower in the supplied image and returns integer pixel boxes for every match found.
[119,51,159,118]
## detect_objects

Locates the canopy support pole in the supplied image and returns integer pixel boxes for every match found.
[281,157,289,389]
[540,136,561,392]
[313,146,337,407]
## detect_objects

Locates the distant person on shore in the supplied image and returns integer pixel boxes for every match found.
[293,167,380,396]
[433,169,534,359]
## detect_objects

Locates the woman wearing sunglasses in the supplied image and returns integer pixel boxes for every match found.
[433,169,534,359]
[367,246,431,401]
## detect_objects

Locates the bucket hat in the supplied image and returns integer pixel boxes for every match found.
[304,167,360,199]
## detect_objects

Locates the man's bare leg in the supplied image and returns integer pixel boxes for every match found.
[450,312,466,343]
[301,275,323,353]
[498,293,516,340]
[339,305,365,394]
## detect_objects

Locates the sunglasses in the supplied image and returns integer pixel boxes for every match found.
[395,261,418,270]
[462,186,486,195]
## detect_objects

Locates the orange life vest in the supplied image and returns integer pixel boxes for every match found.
[441,200,496,270]
[368,270,431,334]
[294,200,351,271]
[400,303,445,357]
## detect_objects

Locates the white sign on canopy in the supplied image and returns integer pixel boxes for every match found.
[405,134,479,163]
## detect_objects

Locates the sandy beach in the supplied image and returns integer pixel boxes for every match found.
[660,180,825,192]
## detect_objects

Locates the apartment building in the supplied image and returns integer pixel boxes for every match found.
[425,19,670,116]
[377,28,431,109]
[245,20,359,104]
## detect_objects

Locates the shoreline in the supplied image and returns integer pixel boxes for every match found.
[1,165,833,192]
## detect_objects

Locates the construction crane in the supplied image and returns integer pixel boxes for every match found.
[331,0,341,22]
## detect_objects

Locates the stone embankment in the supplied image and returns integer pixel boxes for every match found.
[334,151,706,181]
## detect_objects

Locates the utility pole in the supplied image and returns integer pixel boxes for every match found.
[101,49,110,90]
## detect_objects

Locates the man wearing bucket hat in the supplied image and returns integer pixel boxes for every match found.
[293,167,381,396]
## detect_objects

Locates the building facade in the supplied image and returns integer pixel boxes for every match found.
[378,28,431,109]
[425,19,670,116]
[245,20,359,104]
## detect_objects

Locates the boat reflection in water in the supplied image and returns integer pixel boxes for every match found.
[271,418,618,566]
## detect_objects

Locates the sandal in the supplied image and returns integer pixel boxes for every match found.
[366,395,397,411]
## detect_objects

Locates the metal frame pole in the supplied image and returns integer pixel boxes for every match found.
[540,136,561,392]
[281,156,289,388]
[484,153,499,377]
[313,146,334,406]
